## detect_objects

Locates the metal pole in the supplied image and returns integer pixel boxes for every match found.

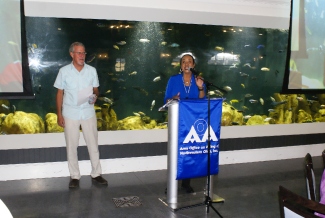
[166,100,179,209]
[207,175,214,197]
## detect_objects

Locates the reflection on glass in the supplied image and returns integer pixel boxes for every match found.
[115,58,125,72]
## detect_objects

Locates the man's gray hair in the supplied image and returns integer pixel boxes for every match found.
[69,42,85,53]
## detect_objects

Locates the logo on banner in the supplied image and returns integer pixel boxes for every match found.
[183,119,219,143]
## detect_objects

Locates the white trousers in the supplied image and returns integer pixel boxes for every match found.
[64,115,102,179]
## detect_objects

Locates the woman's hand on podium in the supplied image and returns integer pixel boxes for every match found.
[171,92,180,101]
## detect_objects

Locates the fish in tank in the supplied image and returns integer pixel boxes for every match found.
[1,17,325,134]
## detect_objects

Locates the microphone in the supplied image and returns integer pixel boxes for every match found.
[188,67,227,94]
[188,67,204,83]
[188,67,198,77]
[189,67,207,84]
[189,67,208,85]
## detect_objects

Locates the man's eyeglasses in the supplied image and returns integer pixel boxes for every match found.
[73,52,87,55]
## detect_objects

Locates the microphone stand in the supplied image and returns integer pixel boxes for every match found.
[204,79,224,218]
[192,69,225,217]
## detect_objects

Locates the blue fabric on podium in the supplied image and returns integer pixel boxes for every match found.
[177,99,222,180]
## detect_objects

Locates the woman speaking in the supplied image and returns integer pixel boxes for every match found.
[164,53,206,193]
[164,53,205,103]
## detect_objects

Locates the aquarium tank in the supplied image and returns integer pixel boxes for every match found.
[1,16,324,135]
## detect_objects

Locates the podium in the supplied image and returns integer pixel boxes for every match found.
[158,99,224,211]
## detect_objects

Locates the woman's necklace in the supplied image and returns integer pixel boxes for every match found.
[182,76,192,98]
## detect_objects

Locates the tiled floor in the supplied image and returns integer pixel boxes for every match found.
[0,156,323,218]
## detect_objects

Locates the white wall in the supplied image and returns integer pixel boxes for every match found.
[1,123,325,180]
[1,123,324,150]
[24,0,291,28]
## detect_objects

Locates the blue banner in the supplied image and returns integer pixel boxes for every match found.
[177,99,222,180]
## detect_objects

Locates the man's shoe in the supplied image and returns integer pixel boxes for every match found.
[69,179,79,188]
[92,176,108,185]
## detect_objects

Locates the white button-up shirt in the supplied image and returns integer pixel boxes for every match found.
[54,62,99,120]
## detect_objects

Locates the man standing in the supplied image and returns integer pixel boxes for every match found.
[54,42,107,188]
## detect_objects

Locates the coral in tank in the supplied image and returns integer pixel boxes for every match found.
[117,115,157,130]
[100,104,118,130]
[94,105,103,131]
[2,111,45,134]
[45,113,64,133]
[221,102,243,126]
[314,109,325,122]
[0,113,6,132]
[246,115,265,125]
[296,109,313,123]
